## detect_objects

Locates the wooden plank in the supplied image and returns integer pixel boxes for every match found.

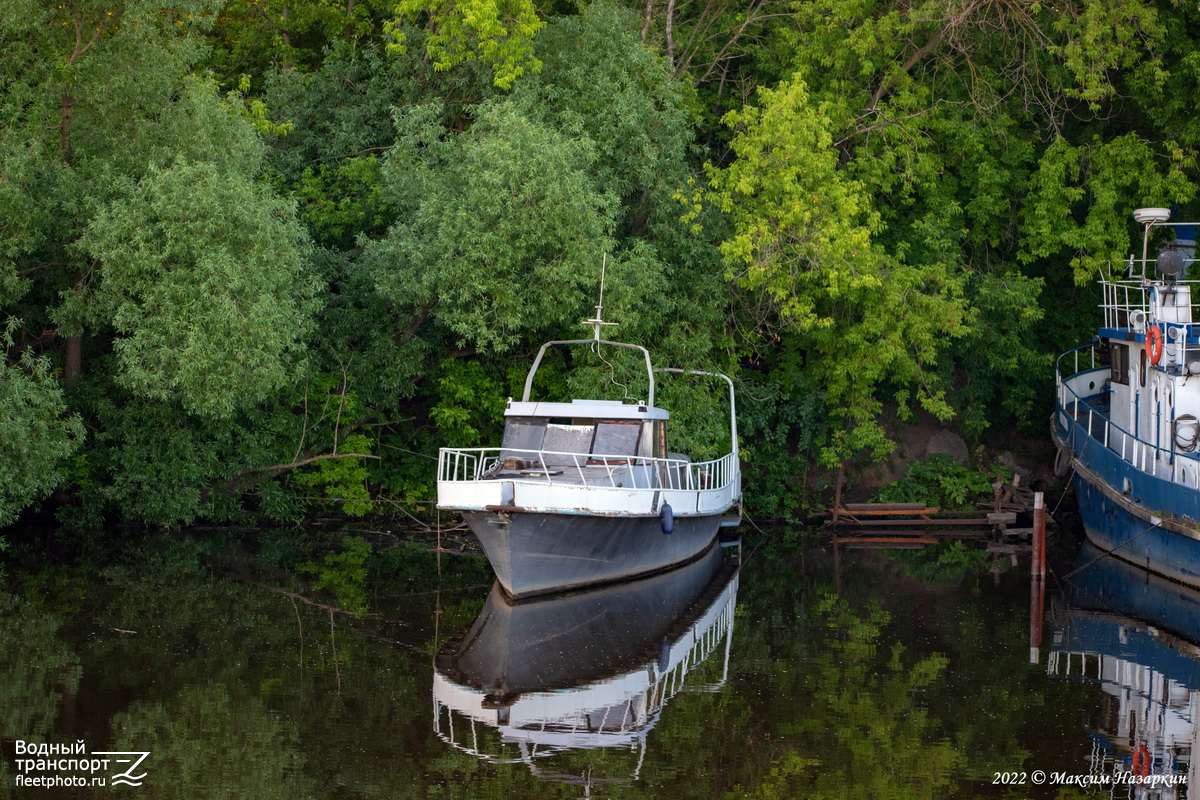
[819,503,1033,518]
[840,542,927,550]
[843,530,989,538]
[987,511,1018,525]
[844,536,938,544]
[843,502,933,512]
[833,517,997,526]
[836,507,941,517]
[987,543,1031,554]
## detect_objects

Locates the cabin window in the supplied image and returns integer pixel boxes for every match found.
[1110,343,1129,386]
[499,416,651,467]
[651,420,666,459]
[1140,349,1147,387]
[542,423,595,461]
[500,418,546,458]
[591,420,642,458]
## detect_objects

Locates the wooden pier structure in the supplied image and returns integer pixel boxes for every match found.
[823,468,1040,552]
[824,502,1030,548]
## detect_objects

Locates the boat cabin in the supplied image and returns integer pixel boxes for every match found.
[498,399,669,469]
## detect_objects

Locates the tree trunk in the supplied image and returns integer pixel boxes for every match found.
[665,0,676,69]
[64,335,81,387]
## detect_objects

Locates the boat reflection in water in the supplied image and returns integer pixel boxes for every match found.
[1049,542,1200,797]
[432,540,739,785]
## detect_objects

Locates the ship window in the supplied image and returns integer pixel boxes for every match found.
[1110,343,1128,386]
[542,423,595,459]
[591,420,642,457]
[1140,349,1147,387]
[500,418,546,458]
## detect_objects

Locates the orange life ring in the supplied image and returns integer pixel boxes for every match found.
[1132,744,1151,777]
[1146,326,1164,365]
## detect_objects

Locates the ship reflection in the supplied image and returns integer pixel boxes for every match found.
[1050,542,1200,798]
[432,541,740,785]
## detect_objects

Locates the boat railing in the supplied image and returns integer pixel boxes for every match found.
[438,448,739,493]
[1056,345,1200,489]
[1100,277,1200,330]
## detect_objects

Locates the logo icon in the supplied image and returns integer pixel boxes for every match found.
[91,752,149,786]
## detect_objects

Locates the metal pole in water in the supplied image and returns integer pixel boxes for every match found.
[1030,491,1046,664]
[1030,570,1045,665]
[1027,491,1046,666]
[1033,491,1046,581]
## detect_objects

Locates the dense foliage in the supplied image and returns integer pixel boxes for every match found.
[4,0,1200,525]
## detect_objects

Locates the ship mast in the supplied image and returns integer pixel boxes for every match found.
[584,253,618,341]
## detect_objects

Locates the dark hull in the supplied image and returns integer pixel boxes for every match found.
[436,542,732,700]
[1054,408,1200,588]
[1073,471,1200,588]
[461,510,723,599]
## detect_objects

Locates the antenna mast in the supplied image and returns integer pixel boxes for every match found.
[584,253,618,341]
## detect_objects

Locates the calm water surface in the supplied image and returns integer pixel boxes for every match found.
[1,528,1194,799]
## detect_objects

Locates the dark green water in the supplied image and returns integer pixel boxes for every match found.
[0,529,1191,799]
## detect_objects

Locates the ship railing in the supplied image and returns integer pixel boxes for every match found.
[1056,345,1200,489]
[1100,277,1200,330]
[437,447,740,494]
[1101,279,1150,330]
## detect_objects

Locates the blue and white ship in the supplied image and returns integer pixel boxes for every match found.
[1053,207,1200,587]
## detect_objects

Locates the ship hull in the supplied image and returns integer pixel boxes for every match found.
[1057,414,1200,588]
[1073,474,1200,585]
[461,510,723,599]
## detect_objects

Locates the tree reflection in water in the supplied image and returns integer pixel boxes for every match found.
[0,532,1119,798]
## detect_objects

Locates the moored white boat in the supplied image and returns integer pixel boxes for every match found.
[1053,207,1200,588]
[437,301,741,599]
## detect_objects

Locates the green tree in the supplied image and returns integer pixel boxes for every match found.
[682,0,1200,460]
[77,159,318,419]
[0,324,83,526]
[0,0,339,525]
[692,76,967,463]
[366,99,616,354]
[386,0,544,88]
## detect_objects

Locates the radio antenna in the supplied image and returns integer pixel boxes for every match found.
[584,253,618,341]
